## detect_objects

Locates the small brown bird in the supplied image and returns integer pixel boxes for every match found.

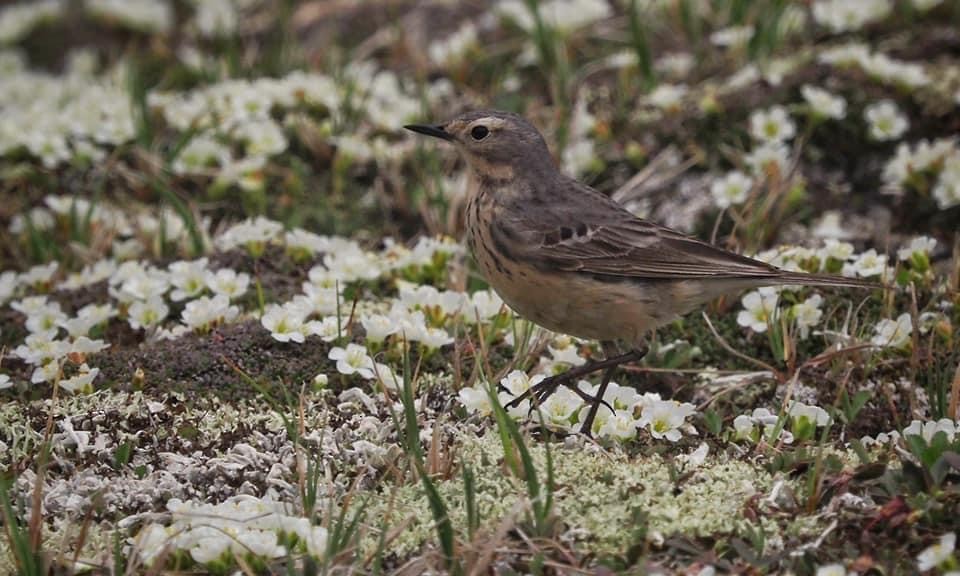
[406,110,877,434]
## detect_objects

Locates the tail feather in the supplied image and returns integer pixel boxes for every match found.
[774,271,885,290]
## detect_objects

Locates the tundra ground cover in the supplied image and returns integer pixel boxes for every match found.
[1,0,959,574]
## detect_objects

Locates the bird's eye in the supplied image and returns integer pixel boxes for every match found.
[470,125,489,140]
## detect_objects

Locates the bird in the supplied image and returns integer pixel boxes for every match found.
[405,109,879,435]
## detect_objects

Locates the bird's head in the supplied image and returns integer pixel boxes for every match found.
[405,109,553,178]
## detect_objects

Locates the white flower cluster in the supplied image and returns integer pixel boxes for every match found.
[86,0,173,34]
[733,241,924,343]
[734,402,832,443]
[0,54,136,168]
[882,137,960,208]
[133,495,328,569]
[745,105,795,176]
[562,97,598,176]
[800,84,846,120]
[861,418,958,447]
[0,0,64,44]
[864,100,908,141]
[147,64,429,186]
[459,367,698,443]
[710,25,754,49]
[188,0,239,38]
[9,293,111,392]
[812,0,892,33]
[819,42,930,89]
[428,22,478,65]
[9,194,131,246]
[496,0,612,33]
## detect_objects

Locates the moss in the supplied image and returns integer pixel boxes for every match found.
[361,433,805,558]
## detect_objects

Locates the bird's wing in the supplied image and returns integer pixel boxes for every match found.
[494,180,783,281]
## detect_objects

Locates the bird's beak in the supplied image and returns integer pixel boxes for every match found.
[403,123,455,141]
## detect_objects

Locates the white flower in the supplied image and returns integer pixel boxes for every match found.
[591,409,637,441]
[417,327,454,350]
[813,0,892,33]
[428,22,478,65]
[0,374,12,391]
[372,363,401,391]
[815,564,848,576]
[193,0,237,37]
[436,291,469,316]
[637,399,696,442]
[864,100,908,141]
[537,387,583,430]
[917,532,956,572]
[459,384,493,416]
[59,364,99,394]
[22,300,67,334]
[792,294,824,339]
[261,303,307,343]
[360,314,398,343]
[298,283,340,316]
[733,414,756,438]
[18,262,58,289]
[818,239,855,264]
[328,344,375,379]
[801,85,846,120]
[235,119,288,157]
[645,84,688,110]
[843,248,887,278]
[737,289,779,333]
[15,329,70,365]
[903,419,957,443]
[323,249,382,283]
[911,0,943,10]
[709,25,754,48]
[307,316,341,342]
[547,337,587,368]
[897,236,937,262]
[0,271,18,305]
[934,152,960,209]
[87,0,172,33]
[871,313,912,348]
[679,442,710,468]
[303,525,329,560]
[750,106,796,143]
[131,523,171,566]
[215,216,283,253]
[710,171,753,209]
[69,336,109,356]
[172,135,229,174]
[181,294,239,330]
[116,267,170,303]
[205,268,250,300]
[32,361,61,384]
[500,370,541,397]
[168,258,209,301]
[745,141,790,176]
[789,402,831,427]
[128,296,170,330]
[465,290,504,323]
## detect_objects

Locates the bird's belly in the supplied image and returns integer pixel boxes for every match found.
[481,258,674,345]
[466,217,704,345]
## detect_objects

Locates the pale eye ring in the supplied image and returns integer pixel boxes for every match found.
[470,125,489,140]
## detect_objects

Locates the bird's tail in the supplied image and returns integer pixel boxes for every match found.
[774,271,885,290]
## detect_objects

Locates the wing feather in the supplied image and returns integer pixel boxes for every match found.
[495,178,782,281]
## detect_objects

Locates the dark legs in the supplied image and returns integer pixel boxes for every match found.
[579,363,619,435]
[503,340,648,435]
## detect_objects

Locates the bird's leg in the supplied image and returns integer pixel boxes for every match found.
[579,364,618,435]
[503,343,647,412]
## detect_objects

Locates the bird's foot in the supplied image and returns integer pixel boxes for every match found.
[502,372,617,421]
